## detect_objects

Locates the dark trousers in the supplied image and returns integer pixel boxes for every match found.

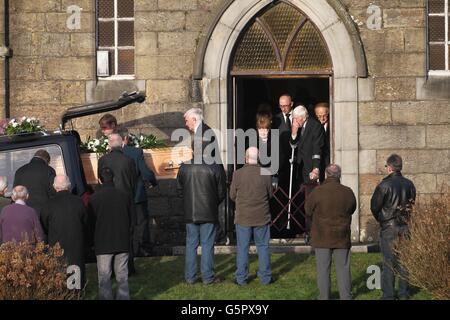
[134,201,151,254]
[380,223,409,299]
[127,203,138,274]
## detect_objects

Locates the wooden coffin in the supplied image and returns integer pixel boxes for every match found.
[81,146,192,185]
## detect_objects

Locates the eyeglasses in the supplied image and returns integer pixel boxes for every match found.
[279,104,291,108]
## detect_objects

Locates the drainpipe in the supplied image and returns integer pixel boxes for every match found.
[1,0,11,119]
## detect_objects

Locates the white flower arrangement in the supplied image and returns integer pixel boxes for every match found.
[81,136,109,154]
[128,133,166,149]
[82,133,165,154]
[4,117,44,136]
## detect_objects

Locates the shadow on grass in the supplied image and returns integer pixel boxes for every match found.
[214,251,311,284]
[271,252,310,280]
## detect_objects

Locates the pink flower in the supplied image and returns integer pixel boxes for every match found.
[0,119,8,135]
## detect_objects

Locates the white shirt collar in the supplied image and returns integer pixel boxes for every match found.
[15,199,26,205]
[283,112,292,124]
[194,121,202,134]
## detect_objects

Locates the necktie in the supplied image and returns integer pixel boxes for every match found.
[286,113,291,129]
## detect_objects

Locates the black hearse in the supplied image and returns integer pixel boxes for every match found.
[0,91,145,199]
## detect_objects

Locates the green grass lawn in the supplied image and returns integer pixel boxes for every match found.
[83,253,433,300]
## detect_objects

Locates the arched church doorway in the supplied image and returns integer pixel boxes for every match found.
[197,0,364,243]
[228,1,333,239]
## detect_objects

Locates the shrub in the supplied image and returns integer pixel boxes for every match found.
[0,241,82,300]
[394,192,450,300]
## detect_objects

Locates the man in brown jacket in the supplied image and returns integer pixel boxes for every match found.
[230,147,274,285]
[305,164,357,300]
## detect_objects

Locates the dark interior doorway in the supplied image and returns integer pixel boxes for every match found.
[234,77,329,131]
[229,76,330,239]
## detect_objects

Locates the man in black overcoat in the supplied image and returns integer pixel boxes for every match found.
[97,133,138,274]
[13,149,56,217]
[89,167,133,300]
[41,175,88,288]
[289,105,325,185]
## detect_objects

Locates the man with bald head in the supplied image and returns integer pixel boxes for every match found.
[273,94,294,178]
[274,94,294,135]
[230,147,274,285]
[0,185,44,244]
[41,175,88,287]
[98,133,138,274]
[305,164,357,300]
[98,134,137,200]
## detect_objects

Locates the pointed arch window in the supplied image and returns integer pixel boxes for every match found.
[231,1,332,75]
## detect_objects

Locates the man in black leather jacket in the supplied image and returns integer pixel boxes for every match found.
[370,154,416,300]
[177,155,227,285]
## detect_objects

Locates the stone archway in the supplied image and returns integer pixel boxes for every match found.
[197,0,366,242]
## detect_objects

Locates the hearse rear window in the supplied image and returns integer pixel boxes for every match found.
[0,144,66,193]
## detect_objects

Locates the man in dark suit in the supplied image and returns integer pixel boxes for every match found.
[273,94,294,181]
[13,149,56,217]
[41,175,87,287]
[282,105,325,237]
[98,133,138,274]
[273,94,294,136]
[184,107,219,162]
[89,167,132,300]
[314,102,330,182]
[116,126,158,256]
[98,134,137,199]
[289,105,325,184]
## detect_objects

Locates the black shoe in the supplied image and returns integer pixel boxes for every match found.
[128,264,136,277]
